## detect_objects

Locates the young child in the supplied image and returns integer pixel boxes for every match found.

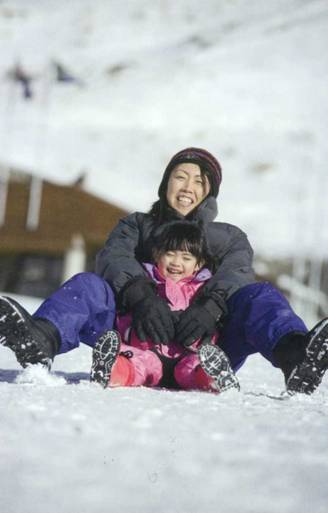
[90,221,239,393]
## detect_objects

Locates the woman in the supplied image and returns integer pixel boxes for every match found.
[0,148,327,394]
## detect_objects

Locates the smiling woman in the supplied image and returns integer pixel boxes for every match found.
[166,163,210,216]
[153,147,222,223]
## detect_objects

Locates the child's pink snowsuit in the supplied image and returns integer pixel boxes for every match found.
[112,264,218,390]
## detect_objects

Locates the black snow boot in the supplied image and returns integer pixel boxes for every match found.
[0,295,60,369]
[90,330,121,388]
[198,343,240,393]
[273,319,328,394]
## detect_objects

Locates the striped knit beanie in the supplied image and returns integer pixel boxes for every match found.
[158,147,222,199]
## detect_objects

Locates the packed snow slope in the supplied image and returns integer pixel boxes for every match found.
[0,297,327,513]
[0,0,328,258]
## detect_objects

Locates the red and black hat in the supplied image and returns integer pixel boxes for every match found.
[158,147,222,199]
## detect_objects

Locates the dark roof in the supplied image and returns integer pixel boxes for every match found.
[0,178,128,254]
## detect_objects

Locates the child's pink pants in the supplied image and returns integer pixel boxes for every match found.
[109,342,212,390]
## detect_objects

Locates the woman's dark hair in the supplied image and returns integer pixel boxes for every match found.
[151,221,213,268]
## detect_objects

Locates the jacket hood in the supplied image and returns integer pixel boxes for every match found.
[188,196,218,224]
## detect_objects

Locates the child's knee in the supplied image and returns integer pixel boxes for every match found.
[117,343,163,386]
[109,354,135,386]
[174,354,200,389]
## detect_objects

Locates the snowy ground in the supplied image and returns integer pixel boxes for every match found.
[0,297,327,513]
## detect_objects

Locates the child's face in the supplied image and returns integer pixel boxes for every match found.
[156,250,201,282]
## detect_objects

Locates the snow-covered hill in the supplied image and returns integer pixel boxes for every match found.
[0,0,327,258]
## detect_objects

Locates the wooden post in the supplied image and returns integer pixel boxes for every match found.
[26,176,43,230]
[0,167,9,226]
[62,234,87,283]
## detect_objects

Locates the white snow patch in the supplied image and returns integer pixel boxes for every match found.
[15,362,67,386]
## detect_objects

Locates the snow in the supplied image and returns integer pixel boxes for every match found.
[0,0,328,258]
[1,296,328,513]
[1,3,328,511]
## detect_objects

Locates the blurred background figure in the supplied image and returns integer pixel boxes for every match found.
[7,62,34,99]
[52,60,84,87]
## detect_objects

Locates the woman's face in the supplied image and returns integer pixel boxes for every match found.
[166,163,210,216]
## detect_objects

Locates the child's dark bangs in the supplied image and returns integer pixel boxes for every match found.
[159,225,204,261]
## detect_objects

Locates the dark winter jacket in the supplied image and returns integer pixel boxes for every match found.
[95,196,256,310]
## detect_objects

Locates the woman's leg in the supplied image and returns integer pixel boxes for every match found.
[0,272,116,366]
[219,282,307,370]
[34,272,116,354]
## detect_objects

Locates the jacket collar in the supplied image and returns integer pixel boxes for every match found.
[143,262,212,284]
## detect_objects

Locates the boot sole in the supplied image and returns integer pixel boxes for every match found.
[198,343,240,393]
[0,296,51,368]
[90,330,121,388]
[287,318,328,394]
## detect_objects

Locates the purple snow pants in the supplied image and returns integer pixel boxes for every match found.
[33,273,307,369]
[34,273,116,354]
[220,281,307,370]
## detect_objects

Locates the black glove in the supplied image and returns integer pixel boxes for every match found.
[120,277,175,345]
[175,296,224,347]
[132,295,175,344]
